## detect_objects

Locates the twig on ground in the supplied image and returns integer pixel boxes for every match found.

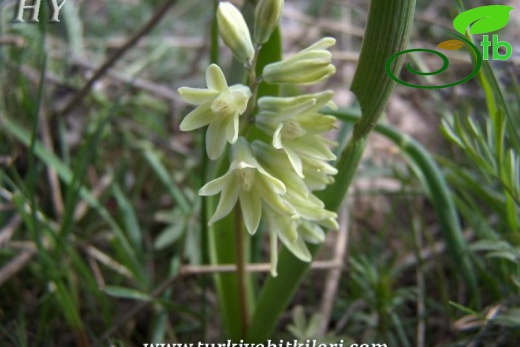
[73,173,113,221]
[318,202,349,337]
[0,248,37,286]
[99,259,344,342]
[396,229,474,270]
[39,107,65,217]
[0,35,25,47]
[0,214,22,246]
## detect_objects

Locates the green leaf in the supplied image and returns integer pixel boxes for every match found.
[112,182,143,251]
[154,224,185,250]
[1,117,148,286]
[449,301,482,317]
[453,5,513,35]
[140,144,190,213]
[102,286,152,301]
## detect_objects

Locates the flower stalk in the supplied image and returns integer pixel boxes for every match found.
[234,204,249,337]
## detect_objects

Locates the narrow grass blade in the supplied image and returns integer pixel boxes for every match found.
[1,117,148,286]
[141,145,190,214]
[112,182,143,252]
[102,285,153,302]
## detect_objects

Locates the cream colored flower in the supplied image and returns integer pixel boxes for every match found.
[264,206,310,276]
[199,138,294,234]
[178,64,251,160]
[257,91,338,177]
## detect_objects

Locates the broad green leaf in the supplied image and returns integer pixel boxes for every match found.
[453,5,513,35]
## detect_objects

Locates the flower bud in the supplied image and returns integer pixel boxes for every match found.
[262,37,336,85]
[253,0,284,45]
[217,2,255,64]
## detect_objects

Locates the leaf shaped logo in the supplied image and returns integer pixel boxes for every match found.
[453,5,514,35]
[437,40,465,50]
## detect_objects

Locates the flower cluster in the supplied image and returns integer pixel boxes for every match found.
[177,0,338,276]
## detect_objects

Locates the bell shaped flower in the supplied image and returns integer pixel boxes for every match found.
[252,140,309,196]
[298,220,326,244]
[262,37,336,85]
[178,64,251,160]
[264,206,310,277]
[301,156,338,191]
[199,137,295,234]
[217,2,255,64]
[257,91,338,177]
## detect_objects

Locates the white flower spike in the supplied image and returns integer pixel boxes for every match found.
[178,0,340,277]
[178,64,251,160]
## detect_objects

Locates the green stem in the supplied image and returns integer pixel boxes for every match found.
[234,205,249,337]
[242,46,262,134]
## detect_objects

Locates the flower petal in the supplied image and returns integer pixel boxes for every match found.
[259,180,294,216]
[265,207,298,243]
[225,113,239,143]
[272,123,284,149]
[239,189,262,235]
[206,64,228,92]
[208,177,239,224]
[178,87,219,105]
[199,171,233,196]
[257,166,286,194]
[298,221,325,244]
[286,136,336,160]
[302,37,336,52]
[279,234,312,262]
[206,119,228,160]
[179,103,213,131]
[284,146,304,178]
[269,228,278,277]
[229,85,252,114]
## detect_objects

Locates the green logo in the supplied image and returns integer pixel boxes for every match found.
[386,5,514,89]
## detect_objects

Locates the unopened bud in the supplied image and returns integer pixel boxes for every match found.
[217,2,255,64]
[263,37,336,85]
[254,0,284,45]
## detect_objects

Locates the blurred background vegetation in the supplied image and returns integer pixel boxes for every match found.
[0,0,519,346]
